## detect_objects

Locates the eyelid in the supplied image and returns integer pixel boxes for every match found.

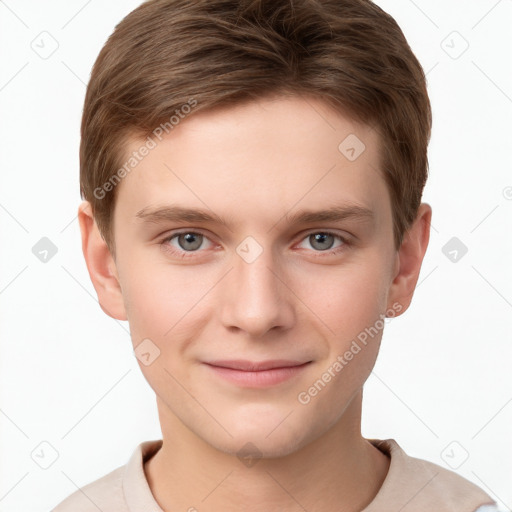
[159,228,351,257]
[294,229,350,252]
[297,228,351,243]
[160,229,217,254]
[160,229,349,245]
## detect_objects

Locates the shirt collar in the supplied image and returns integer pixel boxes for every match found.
[123,439,164,512]
[121,438,495,512]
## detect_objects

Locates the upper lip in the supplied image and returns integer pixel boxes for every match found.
[204,360,311,371]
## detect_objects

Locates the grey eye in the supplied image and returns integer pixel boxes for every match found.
[309,233,336,251]
[177,232,204,251]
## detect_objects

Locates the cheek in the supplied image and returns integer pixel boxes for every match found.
[120,256,209,340]
[296,266,389,414]
[304,259,390,341]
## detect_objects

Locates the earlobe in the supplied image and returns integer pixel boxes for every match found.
[77,200,128,321]
[386,203,432,316]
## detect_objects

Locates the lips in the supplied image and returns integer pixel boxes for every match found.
[204,360,310,371]
[202,360,312,387]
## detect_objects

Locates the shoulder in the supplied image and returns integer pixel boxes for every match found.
[366,438,498,512]
[50,464,127,512]
[50,439,163,512]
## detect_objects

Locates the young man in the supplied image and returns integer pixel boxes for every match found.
[53,0,499,510]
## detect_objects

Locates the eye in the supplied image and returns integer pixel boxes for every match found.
[160,231,213,258]
[296,231,347,254]
[160,229,349,260]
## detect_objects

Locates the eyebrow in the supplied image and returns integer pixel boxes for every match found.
[285,204,374,225]
[135,204,374,227]
[136,205,229,226]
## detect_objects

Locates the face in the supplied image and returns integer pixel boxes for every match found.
[107,95,402,457]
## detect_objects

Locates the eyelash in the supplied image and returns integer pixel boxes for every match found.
[159,230,350,260]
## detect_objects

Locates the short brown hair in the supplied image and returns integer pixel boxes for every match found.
[80,0,432,257]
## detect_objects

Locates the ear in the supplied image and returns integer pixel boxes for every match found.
[77,200,127,321]
[387,203,432,316]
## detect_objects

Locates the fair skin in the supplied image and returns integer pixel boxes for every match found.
[79,95,431,511]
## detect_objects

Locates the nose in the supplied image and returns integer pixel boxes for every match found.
[219,242,296,339]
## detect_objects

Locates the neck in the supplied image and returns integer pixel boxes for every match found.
[144,390,390,512]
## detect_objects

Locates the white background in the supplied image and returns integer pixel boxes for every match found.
[0,1,511,511]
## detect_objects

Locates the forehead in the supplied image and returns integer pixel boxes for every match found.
[114,95,389,230]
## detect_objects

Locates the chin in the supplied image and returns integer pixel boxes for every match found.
[199,407,317,460]
[209,429,311,461]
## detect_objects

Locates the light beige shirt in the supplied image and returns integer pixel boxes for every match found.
[51,438,497,511]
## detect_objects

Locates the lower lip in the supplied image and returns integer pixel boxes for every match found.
[204,362,311,388]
